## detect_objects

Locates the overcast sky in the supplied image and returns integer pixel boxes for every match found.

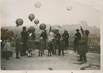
[0,0,102,28]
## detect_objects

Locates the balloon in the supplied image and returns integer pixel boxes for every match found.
[34,1,41,8]
[16,18,23,26]
[34,19,39,25]
[66,6,72,11]
[28,26,35,32]
[39,23,46,30]
[28,13,35,21]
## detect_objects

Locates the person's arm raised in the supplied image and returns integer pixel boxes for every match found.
[80,26,84,35]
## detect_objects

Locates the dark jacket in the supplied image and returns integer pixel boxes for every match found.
[74,32,81,45]
[62,31,69,40]
[40,31,47,40]
[21,31,28,42]
[55,32,61,41]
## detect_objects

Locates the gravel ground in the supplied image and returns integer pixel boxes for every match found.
[1,50,100,70]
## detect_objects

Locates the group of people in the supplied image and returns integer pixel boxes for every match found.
[15,26,70,58]
[1,25,89,64]
[39,28,70,56]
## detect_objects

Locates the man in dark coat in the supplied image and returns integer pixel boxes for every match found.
[74,29,81,54]
[62,30,69,49]
[55,30,61,55]
[78,26,90,63]
[21,26,28,56]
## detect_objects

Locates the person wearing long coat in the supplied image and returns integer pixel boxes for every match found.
[39,30,47,56]
[21,26,28,56]
[62,30,69,49]
[78,26,89,63]
[74,29,81,54]
[55,30,61,55]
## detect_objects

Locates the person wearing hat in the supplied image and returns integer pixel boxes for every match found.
[74,29,81,54]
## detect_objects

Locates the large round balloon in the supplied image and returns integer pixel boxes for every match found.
[34,19,39,25]
[66,6,72,11]
[16,18,23,26]
[28,26,35,32]
[34,1,41,8]
[39,23,46,30]
[28,13,35,21]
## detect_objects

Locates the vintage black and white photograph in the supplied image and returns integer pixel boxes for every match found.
[0,0,102,70]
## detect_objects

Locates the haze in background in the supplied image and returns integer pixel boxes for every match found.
[0,0,102,28]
